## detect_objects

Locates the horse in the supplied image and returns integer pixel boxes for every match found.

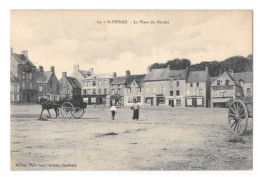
[39,98,60,119]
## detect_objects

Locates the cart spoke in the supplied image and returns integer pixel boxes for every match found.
[231,120,236,128]
[230,106,236,115]
[233,121,238,131]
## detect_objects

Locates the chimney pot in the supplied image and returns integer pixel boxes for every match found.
[21,50,28,59]
[51,66,55,73]
[126,70,130,77]
[39,66,44,72]
[62,72,67,78]
[113,72,117,78]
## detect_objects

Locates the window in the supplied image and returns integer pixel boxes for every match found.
[111,89,115,95]
[98,89,101,94]
[160,87,164,93]
[22,82,25,89]
[39,86,43,92]
[176,81,179,87]
[176,99,181,106]
[170,91,173,96]
[199,89,203,96]
[83,89,87,95]
[127,88,131,93]
[93,89,96,94]
[136,96,141,103]
[217,80,222,85]
[225,80,230,85]
[104,88,107,94]
[87,81,91,87]
[196,82,199,87]
[22,72,26,80]
[139,87,142,93]
[98,80,102,86]
[87,89,90,95]
[190,83,193,87]
[92,81,96,86]
[83,81,87,87]
[103,80,108,86]
[117,88,120,94]
[170,81,173,87]
[13,85,18,92]
[176,90,180,96]
[29,73,33,80]
[26,73,30,80]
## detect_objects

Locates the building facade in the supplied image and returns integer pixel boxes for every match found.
[81,73,113,105]
[59,72,81,100]
[233,72,253,97]
[10,72,20,103]
[185,67,210,107]
[10,50,37,103]
[143,65,188,107]
[123,74,146,106]
[210,71,244,108]
[36,66,60,102]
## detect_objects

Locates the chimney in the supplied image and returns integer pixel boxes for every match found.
[74,65,79,71]
[89,68,93,74]
[113,72,117,78]
[39,66,44,72]
[126,70,130,77]
[21,50,28,59]
[147,65,151,73]
[228,69,234,77]
[205,66,208,72]
[62,72,67,78]
[167,65,171,70]
[51,66,55,73]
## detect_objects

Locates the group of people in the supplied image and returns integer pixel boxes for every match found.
[109,99,140,120]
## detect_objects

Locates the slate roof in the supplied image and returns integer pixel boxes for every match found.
[67,77,81,89]
[111,76,128,85]
[125,74,146,87]
[79,70,92,78]
[143,68,187,81]
[233,72,253,83]
[36,71,52,84]
[186,71,208,83]
[11,53,35,67]
[87,73,113,79]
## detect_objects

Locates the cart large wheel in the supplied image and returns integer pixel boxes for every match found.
[228,99,248,135]
[72,107,84,119]
[60,102,73,118]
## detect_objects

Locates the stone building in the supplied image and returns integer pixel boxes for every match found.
[233,72,253,97]
[210,70,244,108]
[10,72,19,103]
[185,67,210,107]
[123,74,146,106]
[10,49,37,103]
[59,72,81,100]
[70,65,93,92]
[143,65,188,107]
[81,73,113,105]
[36,66,60,102]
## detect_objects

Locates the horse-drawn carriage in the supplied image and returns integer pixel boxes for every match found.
[39,97,87,119]
[227,96,253,135]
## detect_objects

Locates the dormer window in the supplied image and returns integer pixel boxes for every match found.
[225,80,230,85]
[217,80,222,85]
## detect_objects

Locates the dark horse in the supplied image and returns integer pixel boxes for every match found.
[39,98,60,119]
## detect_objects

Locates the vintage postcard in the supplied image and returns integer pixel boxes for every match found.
[10,10,253,170]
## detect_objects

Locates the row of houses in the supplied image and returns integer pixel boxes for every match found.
[10,49,253,108]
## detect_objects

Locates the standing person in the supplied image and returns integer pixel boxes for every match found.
[131,99,140,120]
[110,105,117,120]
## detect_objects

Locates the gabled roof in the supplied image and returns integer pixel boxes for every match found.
[233,72,253,83]
[186,71,208,83]
[143,68,187,81]
[36,71,52,84]
[125,74,146,87]
[10,71,19,82]
[78,70,92,78]
[111,76,128,85]
[67,77,81,89]
[211,72,240,86]
[87,73,113,79]
[11,53,35,67]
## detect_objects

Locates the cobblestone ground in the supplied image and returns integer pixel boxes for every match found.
[10,104,253,170]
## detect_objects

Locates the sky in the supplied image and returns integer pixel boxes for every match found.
[10,10,252,79]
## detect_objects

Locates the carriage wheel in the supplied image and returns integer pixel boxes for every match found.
[228,99,248,135]
[72,107,84,119]
[60,102,73,118]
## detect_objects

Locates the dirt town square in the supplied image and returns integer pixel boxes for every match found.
[11,104,252,170]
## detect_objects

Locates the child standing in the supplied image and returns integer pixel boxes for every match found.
[110,105,117,120]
